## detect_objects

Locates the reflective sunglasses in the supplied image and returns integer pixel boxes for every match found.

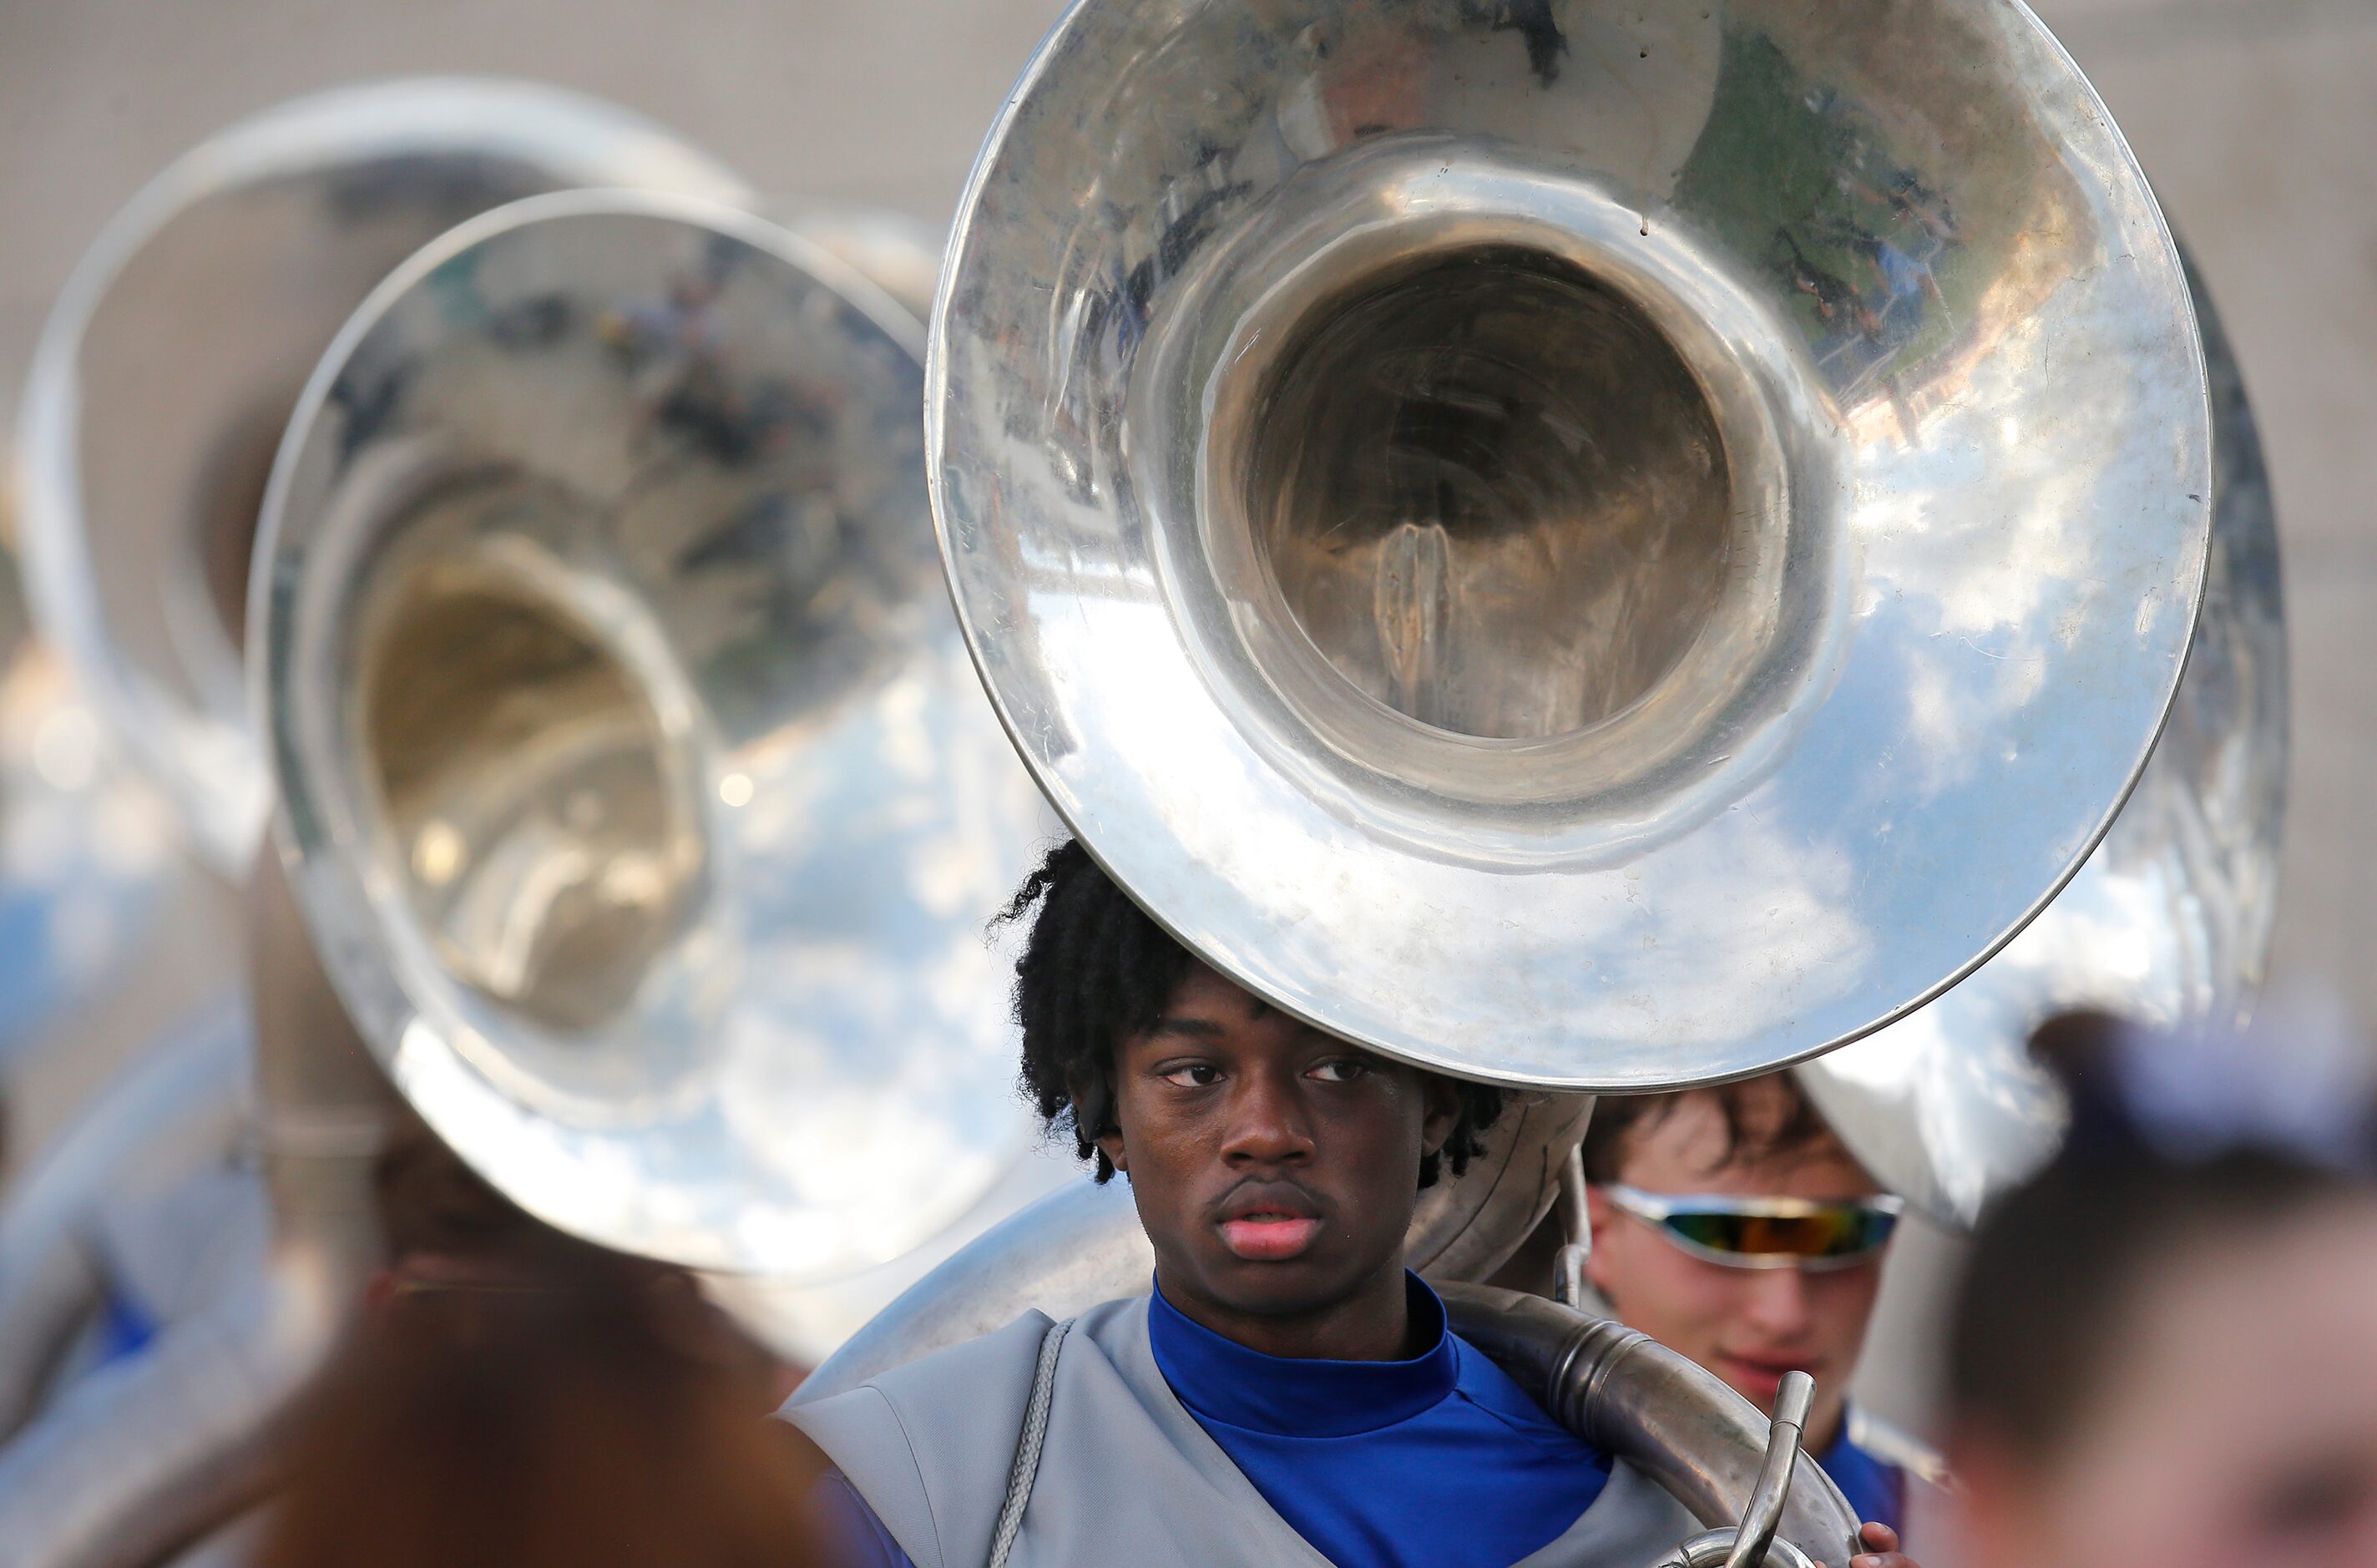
[1599,1184,1904,1271]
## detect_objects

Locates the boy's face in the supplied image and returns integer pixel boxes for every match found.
[1096,963,1455,1348]
[1585,1082,1889,1449]
[1953,1200,2377,1568]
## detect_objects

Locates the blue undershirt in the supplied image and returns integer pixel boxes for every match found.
[812,1276,1904,1566]
[1815,1423,1904,1540]
[817,1274,1616,1567]
[1147,1272,1612,1566]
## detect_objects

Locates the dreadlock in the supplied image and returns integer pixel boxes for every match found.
[996,838,1503,1188]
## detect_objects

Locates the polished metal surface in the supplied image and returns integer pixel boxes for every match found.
[796,1177,1149,1404]
[1407,1091,1597,1281]
[0,501,257,1449]
[1655,1532,1815,1568]
[1555,1142,1593,1308]
[255,190,1050,1278]
[929,0,2211,1089]
[774,205,944,324]
[702,1146,1083,1368]
[1720,1370,1812,1568]
[1798,245,2286,1224]
[15,78,751,874]
[799,1090,1595,1402]
[1441,1285,1858,1568]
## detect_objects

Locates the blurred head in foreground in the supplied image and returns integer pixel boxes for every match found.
[1946,1009,2377,1568]
[257,1125,828,1568]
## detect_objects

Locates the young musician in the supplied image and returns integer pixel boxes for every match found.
[1581,1077,1947,1545]
[786,841,1919,1568]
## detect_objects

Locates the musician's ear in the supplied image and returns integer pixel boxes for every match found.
[1584,1183,1621,1307]
[1095,1129,1130,1177]
[1419,1073,1458,1158]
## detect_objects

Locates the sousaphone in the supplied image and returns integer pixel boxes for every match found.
[16,77,751,877]
[0,77,755,1457]
[255,186,1055,1295]
[807,2,2227,1564]
[1798,247,2284,1223]
[0,190,1057,1567]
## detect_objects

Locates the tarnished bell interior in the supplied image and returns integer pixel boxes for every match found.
[1162,144,1821,819]
[1242,245,1733,743]
[355,508,702,1036]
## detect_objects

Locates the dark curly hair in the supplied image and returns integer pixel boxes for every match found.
[996,838,1503,1188]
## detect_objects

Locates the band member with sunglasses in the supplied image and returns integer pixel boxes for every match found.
[789,842,1921,1568]
[1580,1076,1945,1545]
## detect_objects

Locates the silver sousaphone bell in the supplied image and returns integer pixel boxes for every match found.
[0,190,1061,1566]
[16,78,752,878]
[256,188,1054,1297]
[1798,244,2286,1224]
[806,2,2228,1564]
[0,77,757,1461]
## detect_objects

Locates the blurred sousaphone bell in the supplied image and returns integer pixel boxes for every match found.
[254,187,1057,1304]
[808,1,2226,1563]
[15,76,753,878]
[0,189,1060,1568]
[0,77,756,1456]
[0,85,984,1449]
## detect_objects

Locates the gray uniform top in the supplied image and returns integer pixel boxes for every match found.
[784,1295,1696,1568]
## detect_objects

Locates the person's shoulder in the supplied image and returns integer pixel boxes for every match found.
[812,1469,920,1568]
[777,1297,1153,1568]
[826,1312,1058,1405]
[812,1294,1150,1408]
[777,1313,1060,1568]
[1062,1292,1151,1355]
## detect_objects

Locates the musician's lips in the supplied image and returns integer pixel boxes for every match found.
[1215,1186,1324,1262]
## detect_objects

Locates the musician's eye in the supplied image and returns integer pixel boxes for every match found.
[1159,1062,1222,1088]
[1307,1059,1369,1084]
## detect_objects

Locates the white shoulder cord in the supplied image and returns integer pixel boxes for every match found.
[989,1318,1073,1568]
